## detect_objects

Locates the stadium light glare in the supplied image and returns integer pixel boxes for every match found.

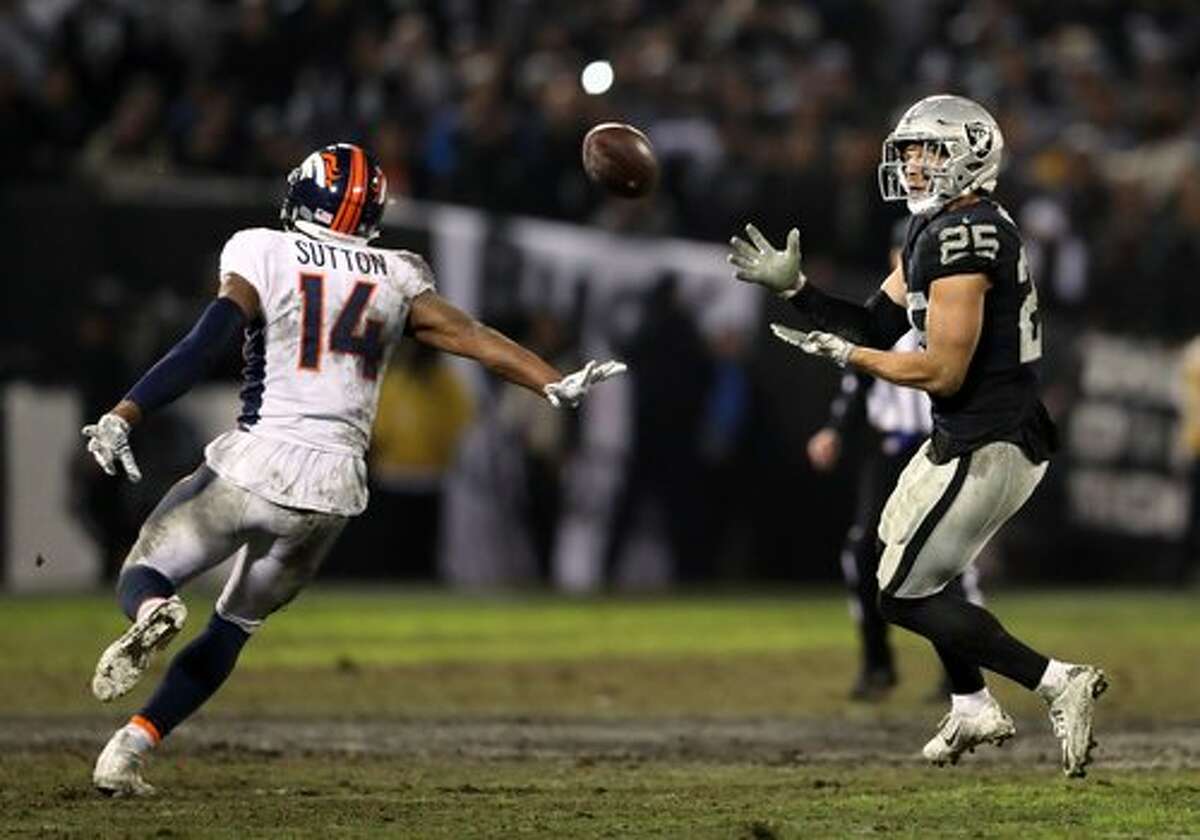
[581,60,614,95]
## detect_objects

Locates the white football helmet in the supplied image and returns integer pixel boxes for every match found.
[878,95,1004,215]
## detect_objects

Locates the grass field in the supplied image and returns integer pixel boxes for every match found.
[1,588,1198,838]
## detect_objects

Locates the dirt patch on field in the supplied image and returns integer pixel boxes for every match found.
[4,716,1198,772]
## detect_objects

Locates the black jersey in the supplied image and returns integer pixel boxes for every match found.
[901,198,1057,463]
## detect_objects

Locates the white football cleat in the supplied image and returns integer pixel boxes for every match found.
[92,596,187,702]
[93,728,156,797]
[1047,664,1108,778]
[922,699,1016,766]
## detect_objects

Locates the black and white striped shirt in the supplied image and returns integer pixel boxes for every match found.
[827,331,932,453]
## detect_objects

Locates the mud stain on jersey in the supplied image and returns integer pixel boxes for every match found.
[125,469,250,571]
[271,289,302,358]
[394,250,436,293]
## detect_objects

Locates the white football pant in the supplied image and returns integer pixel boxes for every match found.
[121,465,347,632]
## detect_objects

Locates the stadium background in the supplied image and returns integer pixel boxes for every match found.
[3,2,1200,837]
[4,0,1200,591]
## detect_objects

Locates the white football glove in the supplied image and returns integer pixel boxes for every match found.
[81,413,142,483]
[544,360,628,408]
[727,223,806,297]
[770,324,855,368]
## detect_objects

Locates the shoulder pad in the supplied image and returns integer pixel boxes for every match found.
[391,249,436,294]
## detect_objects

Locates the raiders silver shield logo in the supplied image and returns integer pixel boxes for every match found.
[964,121,993,157]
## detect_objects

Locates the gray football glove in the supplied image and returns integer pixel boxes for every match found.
[770,324,855,368]
[81,413,142,483]
[544,360,628,408]
[727,224,806,297]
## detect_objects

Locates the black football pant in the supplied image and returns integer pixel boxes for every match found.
[878,588,1049,691]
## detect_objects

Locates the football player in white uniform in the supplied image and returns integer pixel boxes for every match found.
[85,142,626,796]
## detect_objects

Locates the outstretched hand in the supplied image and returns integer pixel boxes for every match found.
[770,324,854,368]
[544,360,628,408]
[727,224,806,296]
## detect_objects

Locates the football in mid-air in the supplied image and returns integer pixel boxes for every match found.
[582,122,658,199]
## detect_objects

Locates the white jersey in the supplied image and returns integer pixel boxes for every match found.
[204,227,435,515]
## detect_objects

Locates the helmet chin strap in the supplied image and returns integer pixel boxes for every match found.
[905,177,949,214]
[292,219,374,245]
[907,194,946,215]
[905,170,973,215]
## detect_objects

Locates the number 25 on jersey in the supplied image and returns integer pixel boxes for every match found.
[1015,247,1041,363]
[938,221,1041,364]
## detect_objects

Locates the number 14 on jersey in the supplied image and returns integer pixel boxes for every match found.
[298,274,385,380]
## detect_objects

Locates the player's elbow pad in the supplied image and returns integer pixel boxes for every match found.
[789,285,910,349]
[125,297,246,414]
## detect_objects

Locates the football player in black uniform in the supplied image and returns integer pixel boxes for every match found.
[729,95,1106,777]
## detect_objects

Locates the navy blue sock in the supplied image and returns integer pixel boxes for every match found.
[139,613,250,738]
[117,564,176,621]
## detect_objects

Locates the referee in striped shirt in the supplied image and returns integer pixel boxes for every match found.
[807,238,983,702]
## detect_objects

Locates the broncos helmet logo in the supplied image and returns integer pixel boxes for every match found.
[295,150,342,188]
[319,151,340,187]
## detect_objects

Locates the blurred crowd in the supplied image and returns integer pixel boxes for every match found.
[4,0,1200,337]
[5,0,1200,585]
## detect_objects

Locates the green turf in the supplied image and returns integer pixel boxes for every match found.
[2,754,1197,839]
[2,588,1197,720]
[2,588,1198,838]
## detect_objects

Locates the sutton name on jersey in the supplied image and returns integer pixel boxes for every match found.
[294,238,390,276]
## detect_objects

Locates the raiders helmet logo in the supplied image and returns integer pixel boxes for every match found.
[964,121,993,157]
